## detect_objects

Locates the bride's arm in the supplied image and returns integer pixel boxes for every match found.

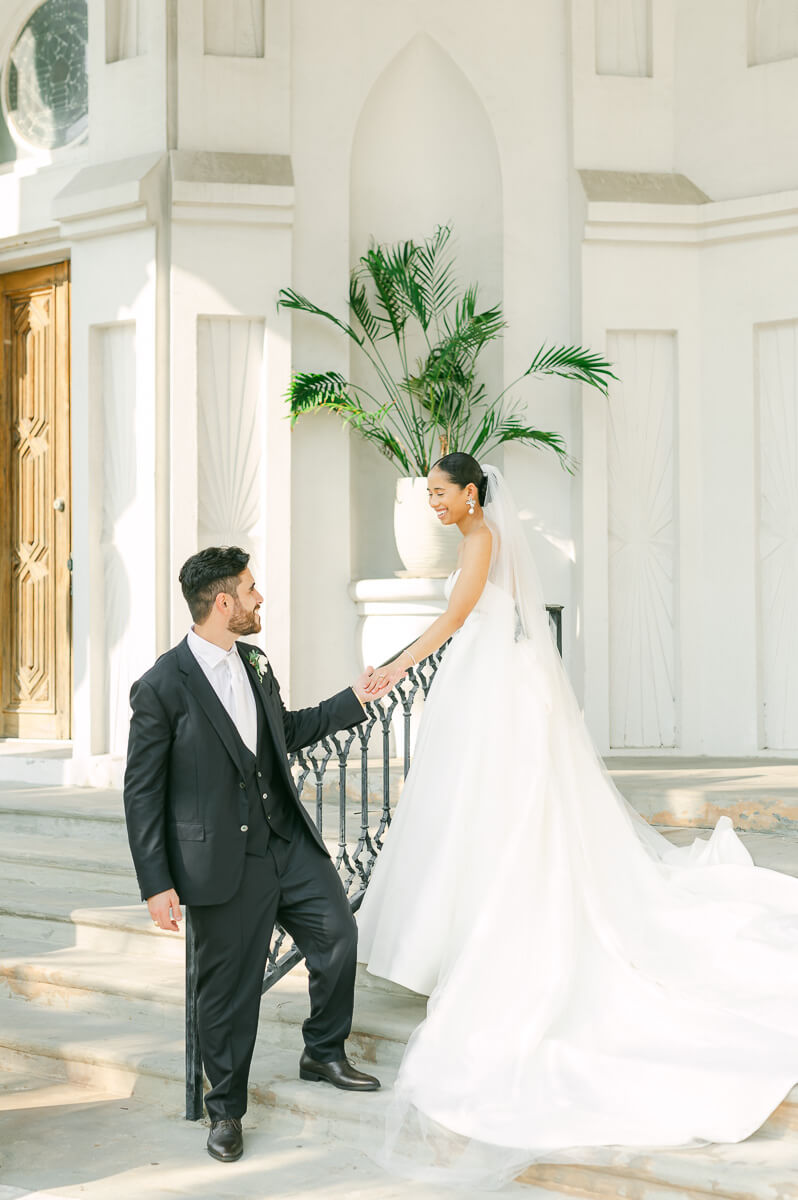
[362,527,493,695]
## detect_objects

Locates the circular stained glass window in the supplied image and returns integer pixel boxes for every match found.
[4,0,88,151]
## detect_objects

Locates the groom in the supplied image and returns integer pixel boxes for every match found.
[123,546,389,1163]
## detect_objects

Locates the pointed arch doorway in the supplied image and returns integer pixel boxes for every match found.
[0,262,72,739]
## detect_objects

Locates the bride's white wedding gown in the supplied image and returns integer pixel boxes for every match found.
[356,467,798,1187]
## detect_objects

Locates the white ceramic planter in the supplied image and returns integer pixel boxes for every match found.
[393,476,460,577]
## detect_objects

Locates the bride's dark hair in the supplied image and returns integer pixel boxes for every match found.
[433,453,488,507]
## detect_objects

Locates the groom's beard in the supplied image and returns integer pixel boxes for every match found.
[228,601,261,636]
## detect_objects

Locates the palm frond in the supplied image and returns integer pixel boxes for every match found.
[467,406,575,472]
[285,370,354,423]
[429,300,506,384]
[414,225,459,318]
[277,289,363,347]
[348,276,382,344]
[524,344,618,396]
[357,241,414,342]
[381,241,429,330]
[286,371,412,471]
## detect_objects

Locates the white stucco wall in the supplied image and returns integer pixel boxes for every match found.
[0,0,796,776]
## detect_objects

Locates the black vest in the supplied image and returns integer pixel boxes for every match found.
[239,678,298,856]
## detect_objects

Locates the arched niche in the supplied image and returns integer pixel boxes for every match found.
[349,33,504,579]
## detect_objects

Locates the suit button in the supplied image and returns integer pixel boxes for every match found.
[262,792,267,799]
[257,771,262,778]
[267,813,271,820]
[239,782,245,789]
[240,824,248,832]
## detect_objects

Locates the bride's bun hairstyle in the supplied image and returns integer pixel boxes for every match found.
[433,452,488,506]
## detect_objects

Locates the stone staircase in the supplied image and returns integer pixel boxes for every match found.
[1,771,798,1198]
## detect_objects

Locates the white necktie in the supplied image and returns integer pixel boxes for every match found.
[226,654,258,756]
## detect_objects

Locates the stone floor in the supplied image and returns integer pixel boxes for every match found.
[0,1073,530,1200]
[2,764,798,1199]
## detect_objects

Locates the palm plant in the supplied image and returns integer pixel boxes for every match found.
[278,225,616,476]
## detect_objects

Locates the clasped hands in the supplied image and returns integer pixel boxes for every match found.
[356,654,410,700]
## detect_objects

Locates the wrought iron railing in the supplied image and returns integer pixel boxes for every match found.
[185,606,563,1118]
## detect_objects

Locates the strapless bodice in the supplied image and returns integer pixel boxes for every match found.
[444,568,516,622]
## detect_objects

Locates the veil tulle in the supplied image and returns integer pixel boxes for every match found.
[361,464,793,1190]
[481,463,550,643]
[480,462,690,865]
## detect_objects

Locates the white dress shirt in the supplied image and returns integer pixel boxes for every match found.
[187,628,258,756]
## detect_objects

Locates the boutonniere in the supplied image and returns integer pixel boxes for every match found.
[246,649,268,683]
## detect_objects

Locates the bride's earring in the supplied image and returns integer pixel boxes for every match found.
[467,496,476,515]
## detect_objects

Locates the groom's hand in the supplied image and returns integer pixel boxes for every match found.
[353,665,393,704]
[147,888,183,932]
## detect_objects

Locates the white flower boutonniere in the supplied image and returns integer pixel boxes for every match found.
[246,649,267,683]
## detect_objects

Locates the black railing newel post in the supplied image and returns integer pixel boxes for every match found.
[185,907,204,1121]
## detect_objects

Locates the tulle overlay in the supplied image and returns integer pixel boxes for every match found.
[356,468,798,1189]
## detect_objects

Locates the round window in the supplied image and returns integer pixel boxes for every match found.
[4,0,88,151]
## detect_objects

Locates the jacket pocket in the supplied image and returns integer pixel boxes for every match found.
[170,821,205,842]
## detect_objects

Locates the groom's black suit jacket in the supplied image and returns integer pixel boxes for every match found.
[123,637,365,906]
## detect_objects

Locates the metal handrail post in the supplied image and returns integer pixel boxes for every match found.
[185,908,203,1120]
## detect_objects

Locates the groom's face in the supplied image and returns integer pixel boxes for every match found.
[226,568,263,636]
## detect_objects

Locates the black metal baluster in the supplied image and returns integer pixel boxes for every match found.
[352,711,377,887]
[395,670,421,779]
[371,693,398,848]
[331,728,357,891]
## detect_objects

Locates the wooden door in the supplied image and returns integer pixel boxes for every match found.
[0,263,71,739]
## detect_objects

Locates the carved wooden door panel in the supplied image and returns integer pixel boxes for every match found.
[0,263,71,739]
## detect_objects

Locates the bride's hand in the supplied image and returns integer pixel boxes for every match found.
[362,657,408,697]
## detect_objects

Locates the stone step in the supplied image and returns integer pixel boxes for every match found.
[607,757,798,833]
[3,760,797,848]
[3,777,798,1199]
[0,846,137,889]
[0,990,401,1137]
[0,780,395,838]
[0,887,185,961]
[0,941,424,1068]
[519,1113,798,1199]
[0,986,795,1200]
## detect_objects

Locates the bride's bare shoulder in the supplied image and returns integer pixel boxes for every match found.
[467,524,493,552]
[462,523,493,568]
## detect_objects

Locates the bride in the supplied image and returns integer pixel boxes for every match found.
[356,452,798,1187]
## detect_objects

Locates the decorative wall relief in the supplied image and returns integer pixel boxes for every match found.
[197,317,266,584]
[757,320,798,748]
[607,331,678,748]
[595,0,652,77]
[749,0,798,65]
[105,0,144,62]
[96,323,138,758]
[203,0,265,57]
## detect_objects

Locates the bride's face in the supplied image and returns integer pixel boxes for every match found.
[427,467,468,525]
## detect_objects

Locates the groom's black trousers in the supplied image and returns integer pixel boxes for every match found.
[188,822,358,1121]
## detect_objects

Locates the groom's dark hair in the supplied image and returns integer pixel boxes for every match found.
[179,546,250,623]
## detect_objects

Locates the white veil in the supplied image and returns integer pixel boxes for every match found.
[480,462,674,863]
[481,463,552,645]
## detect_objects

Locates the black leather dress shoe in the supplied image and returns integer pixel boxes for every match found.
[299,1050,380,1091]
[207,1117,243,1162]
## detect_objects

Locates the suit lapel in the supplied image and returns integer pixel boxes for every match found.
[176,638,248,776]
[237,644,293,786]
